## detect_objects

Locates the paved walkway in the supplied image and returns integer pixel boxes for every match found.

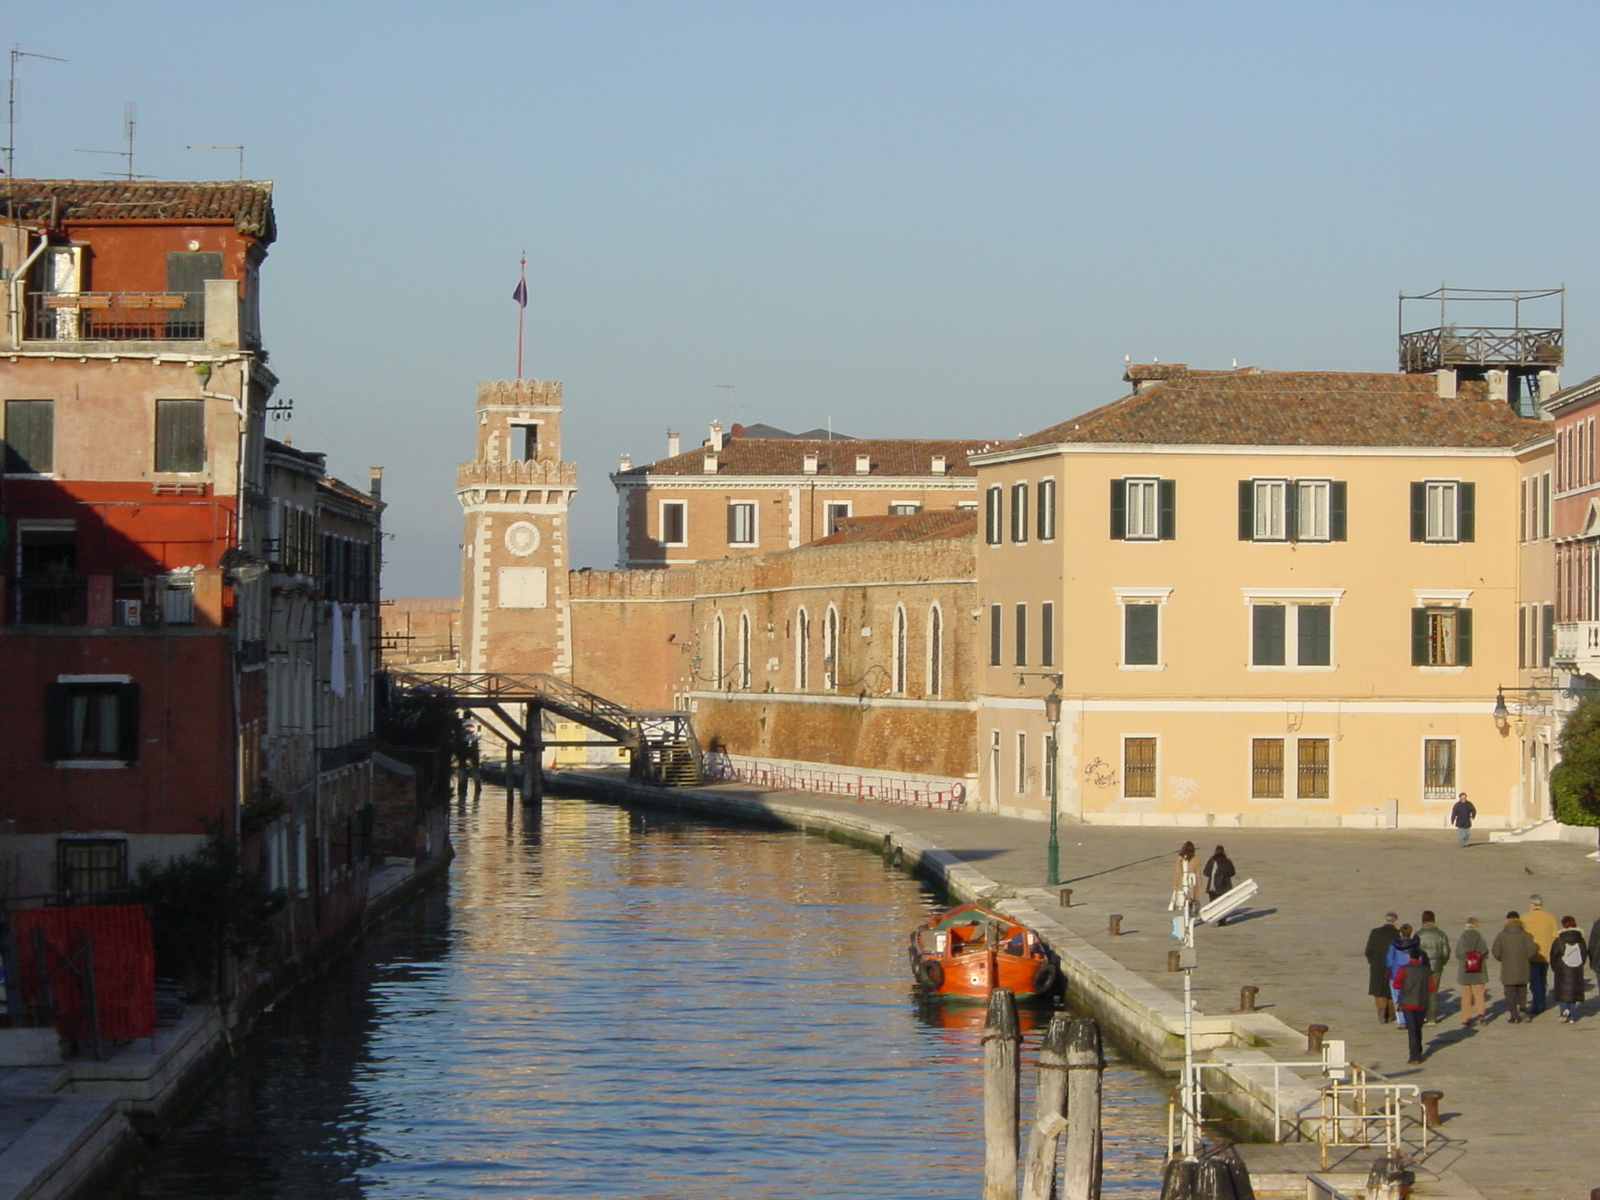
[620,779,1599,1200]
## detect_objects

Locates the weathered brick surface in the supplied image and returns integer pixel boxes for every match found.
[381,598,461,665]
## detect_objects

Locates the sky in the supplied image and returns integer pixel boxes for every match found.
[5,1,1598,595]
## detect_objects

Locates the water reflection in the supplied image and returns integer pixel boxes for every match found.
[134,792,1167,1199]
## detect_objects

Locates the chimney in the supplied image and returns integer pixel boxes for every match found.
[855,453,871,475]
[802,452,819,475]
[703,454,719,475]
[1487,369,1509,404]
[930,454,947,475]
[619,453,633,471]
[368,466,384,503]
[1436,369,1457,400]
[666,430,681,457]
[709,421,725,453]
[1539,370,1561,403]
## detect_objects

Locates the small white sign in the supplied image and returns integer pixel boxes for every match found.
[499,567,548,609]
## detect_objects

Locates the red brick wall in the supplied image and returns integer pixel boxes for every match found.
[382,598,461,665]
[568,568,694,710]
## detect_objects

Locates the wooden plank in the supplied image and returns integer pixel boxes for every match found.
[982,989,1019,1200]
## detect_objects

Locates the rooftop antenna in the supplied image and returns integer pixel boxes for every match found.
[76,103,151,180]
[187,144,244,180]
[4,45,67,179]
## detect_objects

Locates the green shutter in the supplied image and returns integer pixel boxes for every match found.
[1041,602,1054,667]
[1411,607,1429,665]
[1409,482,1426,542]
[4,399,54,474]
[1109,479,1126,540]
[1252,605,1286,665]
[1125,604,1159,665]
[154,399,205,473]
[1014,603,1027,666]
[989,605,1002,666]
[1542,604,1555,666]
[985,487,999,544]
[1297,605,1331,666]
[1457,607,1473,666]
[1458,482,1476,542]
[1238,481,1254,540]
[1285,482,1300,543]
[117,683,141,763]
[1330,481,1348,541]
[1159,479,1176,540]
[1036,479,1054,541]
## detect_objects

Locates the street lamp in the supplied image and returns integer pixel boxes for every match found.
[1044,686,1062,886]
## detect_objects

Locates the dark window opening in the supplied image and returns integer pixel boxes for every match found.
[16,526,83,624]
[57,839,129,902]
[155,398,206,472]
[45,681,139,762]
[4,399,54,473]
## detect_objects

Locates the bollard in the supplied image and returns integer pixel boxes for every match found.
[1419,1090,1443,1129]
[1307,1024,1329,1054]
[1108,914,1123,936]
[1167,949,1181,973]
[1058,887,1073,908]
[1238,985,1259,1012]
[981,989,1020,1200]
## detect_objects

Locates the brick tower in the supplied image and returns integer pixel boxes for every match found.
[456,380,576,675]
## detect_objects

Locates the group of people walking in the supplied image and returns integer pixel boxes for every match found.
[1364,898,1600,1063]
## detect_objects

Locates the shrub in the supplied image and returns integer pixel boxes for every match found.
[1551,699,1600,828]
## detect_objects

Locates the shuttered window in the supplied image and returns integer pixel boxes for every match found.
[44,681,140,763]
[1040,602,1055,668]
[155,399,206,473]
[4,399,54,473]
[1240,478,1345,541]
[985,486,1003,544]
[1112,477,1175,540]
[1297,605,1331,666]
[1410,481,1475,543]
[661,501,686,545]
[1411,607,1473,666]
[1010,482,1028,543]
[1251,738,1284,799]
[989,604,1002,666]
[1251,604,1286,665]
[1297,738,1330,799]
[1014,603,1027,666]
[1124,737,1157,798]
[1123,603,1159,666]
[1037,478,1056,540]
[727,502,756,545]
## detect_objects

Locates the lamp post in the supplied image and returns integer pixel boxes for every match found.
[1044,686,1062,886]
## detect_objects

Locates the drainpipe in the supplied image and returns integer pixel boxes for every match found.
[7,231,50,347]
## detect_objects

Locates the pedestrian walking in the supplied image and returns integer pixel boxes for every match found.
[1365,912,1401,1023]
[1521,895,1559,1016]
[1392,946,1435,1064]
[1169,841,1198,938]
[1590,915,1600,998]
[1203,845,1236,924]
[1550,916,1588,1023]
[1491,911,1536,1024]
[1386,924,1421,1013]
[1416,911,1451,1024]
[1449,792,1476,847]
[1455,917,1489,1027]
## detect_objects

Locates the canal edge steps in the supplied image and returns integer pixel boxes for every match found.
[550,768,1488,1199]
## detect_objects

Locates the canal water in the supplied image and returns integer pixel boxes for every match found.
[134,792,1169,1199]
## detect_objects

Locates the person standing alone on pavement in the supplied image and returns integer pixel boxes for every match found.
[1393,946,1435,1064]
[1456,917,1489,1027]
[1416,912,1451,1024]
[1203,845,1235,924]
[1521,895,1559,1016]
[1551,916,1588,1023]
[1365,913,1401,1023]
[1492,911,1536,1023]
[1169,842,1198,938]
[1450,792,1476,846]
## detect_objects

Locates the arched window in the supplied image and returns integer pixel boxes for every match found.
[893,604,908,695]
[796,607,810,690]
[713,613,726,689]
[737,612,752,691]
[927,605,943,698]
[824,605,839,690]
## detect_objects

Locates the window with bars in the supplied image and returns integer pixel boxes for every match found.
[1423,739,1457,800]
[1297,738,1330,799]
[1124,737,1157,798]
[927,606,942,697]
[56,839,128,902]
[1016,732,1028,795]
[893,606,908,694]
[1251,738,1284,799]
[796,608,810,690]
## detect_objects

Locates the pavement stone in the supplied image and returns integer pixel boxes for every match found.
[664,781,1600,1200]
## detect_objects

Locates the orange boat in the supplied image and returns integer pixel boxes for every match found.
[908,903,1060,1002]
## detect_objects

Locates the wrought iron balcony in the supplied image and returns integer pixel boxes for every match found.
[25,291,205,341]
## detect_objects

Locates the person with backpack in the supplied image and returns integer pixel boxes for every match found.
[1392,945,1436,1064]
[1416,912,1451,1024]
[1551,916,1588,1023]
[1456,917,1490,1027]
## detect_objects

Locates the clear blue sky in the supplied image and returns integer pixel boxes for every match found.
[8,1,1598,594]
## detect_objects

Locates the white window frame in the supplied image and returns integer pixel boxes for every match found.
[888,501,921,516]
[984,486,1002,544]
[824,501,851,536]
[1253,479,1288,541]
[1115,587,1172,671]
[1124,478,1161,541]
[1037,477,1057,541]
[1424,480,1459,542]
[1297,480,1331,541]
[1010,481,1029,544]
[660,500,688,547]
[728,501,757,546]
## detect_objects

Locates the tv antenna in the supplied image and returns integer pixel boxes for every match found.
[187,144,245,179]
[76,103,152,180]
[4,45,67,178]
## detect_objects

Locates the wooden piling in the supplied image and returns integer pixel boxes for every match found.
[1021,1013,1071,1200]
[1061,1018,1104,1200]
[981,988,1020,1200]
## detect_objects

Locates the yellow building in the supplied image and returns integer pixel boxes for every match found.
[973,364,1550,829]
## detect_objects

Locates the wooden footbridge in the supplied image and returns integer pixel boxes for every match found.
[388,670,704,797]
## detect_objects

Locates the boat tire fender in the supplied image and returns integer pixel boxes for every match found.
[1031,961,1059,995]
[924,961,944,990]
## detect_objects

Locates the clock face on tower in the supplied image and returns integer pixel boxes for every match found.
[504,521,542,557]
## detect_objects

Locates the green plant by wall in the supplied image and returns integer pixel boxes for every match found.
[1551,699,1600,828]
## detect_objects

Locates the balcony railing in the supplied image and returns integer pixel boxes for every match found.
[1399,325,1563,372]
[1554,621,1600,669]
[25,291,205,341]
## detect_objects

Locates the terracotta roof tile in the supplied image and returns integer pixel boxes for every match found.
[1,179,275,243]
[1007,367,1543,451]
[622,436,995,478]
[807,510,976,546]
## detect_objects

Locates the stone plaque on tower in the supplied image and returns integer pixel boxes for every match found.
[456,379,576,676]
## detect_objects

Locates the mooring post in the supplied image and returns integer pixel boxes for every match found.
[1238,985,1258,1013]
[1061,1018,1104,1200]
[981,988,1020,1200]
[1107,914,1122,936]
[1058,887,1073,907]
[1419,1090,1443,1129]
[1307,1024,1328,1055]
[1021,1012,1070,1200]
[523,703,544,812]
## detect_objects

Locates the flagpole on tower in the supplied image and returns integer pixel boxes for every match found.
[513,252,528,379]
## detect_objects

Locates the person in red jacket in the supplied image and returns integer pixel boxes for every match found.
[1393,946,1437,1064]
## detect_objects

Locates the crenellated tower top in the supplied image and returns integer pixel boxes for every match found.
[477,379,562,409]
[469,378,564,465]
